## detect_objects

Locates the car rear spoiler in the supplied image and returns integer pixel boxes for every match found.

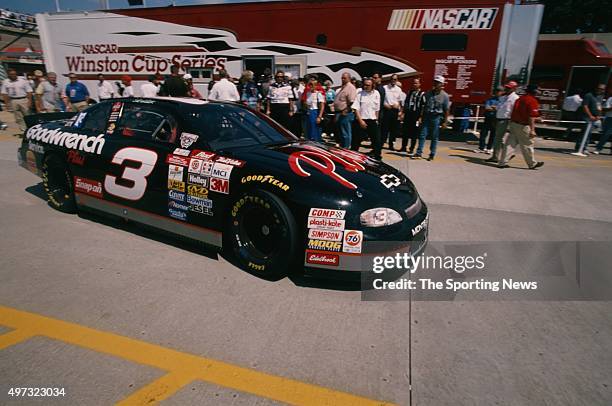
[24,112,77,128]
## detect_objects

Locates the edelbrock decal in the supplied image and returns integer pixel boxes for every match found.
[26,125,105,155]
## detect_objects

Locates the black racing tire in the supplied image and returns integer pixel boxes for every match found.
[41,154,77,213]
[227,189,299,280]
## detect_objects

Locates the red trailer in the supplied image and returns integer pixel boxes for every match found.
[37,0,544,105]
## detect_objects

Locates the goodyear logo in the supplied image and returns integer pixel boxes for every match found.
[241,175,290,191]
[388,8,498,30]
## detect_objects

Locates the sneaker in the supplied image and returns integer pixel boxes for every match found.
[498,164,510,169]
[485,149,493,154]
[411,154,422,160]
[592,150,600,155]
[583,150,591,155]
[474,148,486,153]
[0,123,7,130]
[529,161,544,170]
[485,157,498,163]
[427,156,435,161]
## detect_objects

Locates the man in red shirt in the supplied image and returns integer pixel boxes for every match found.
[498,84,544,169]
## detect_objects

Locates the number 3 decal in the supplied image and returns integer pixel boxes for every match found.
[104,147,158,201]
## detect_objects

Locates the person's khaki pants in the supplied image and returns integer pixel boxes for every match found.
[500,122,537,167]
[10,98,30,132]
[72,101,88,112]
[490,119,510,161]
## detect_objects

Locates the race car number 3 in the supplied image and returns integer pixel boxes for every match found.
[7,387,66,397]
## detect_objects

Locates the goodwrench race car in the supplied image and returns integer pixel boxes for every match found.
[18,97,428,279]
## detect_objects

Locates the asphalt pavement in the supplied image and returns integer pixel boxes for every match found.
[0,111,611,405]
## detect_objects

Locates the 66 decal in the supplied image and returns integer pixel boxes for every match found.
[342,230,363,253]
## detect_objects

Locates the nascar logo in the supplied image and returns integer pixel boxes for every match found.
[388,8,498,30]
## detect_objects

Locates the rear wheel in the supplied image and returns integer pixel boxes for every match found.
[228,190,299,280]
[41,154,76,213]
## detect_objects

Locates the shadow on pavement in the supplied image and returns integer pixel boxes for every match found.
[25,182,48,201]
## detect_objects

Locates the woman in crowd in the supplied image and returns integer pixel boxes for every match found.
[300,74,325,142]
[238,70,261,110]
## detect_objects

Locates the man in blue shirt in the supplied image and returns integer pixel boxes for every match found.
[64,73,90,112]
[475,86,503,153]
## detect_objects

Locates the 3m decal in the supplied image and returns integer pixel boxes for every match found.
[380,174,401,189]
[308,208,346,219]
[25,125,105,155]
[168,190,186,202]
[74,176,103,198]
[307,239,342,252]
[211,162,233,180]
[173,148,191,156]
[168,179,185,192]
[210,177,229,194]
[168,164,184,182]
[191,150,216,160]
[165,154,190,167]
[105,147,158,201]
[308,229,343,241]
[168,208,187,221]
[67,150,85,166]
[215,156,246,167]
[186,195,212,207]
[180,132,199,148]
[307,217,345,231]
[241,175,290,191]
[388,8,498,30]
[342,230,363,254]
[187,184,208,198]
[188,173,209,187]
[289,145,366,190]
[305,251,339,266]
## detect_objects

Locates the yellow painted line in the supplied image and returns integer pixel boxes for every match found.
[0,306,394,406]
[0,328,35,350]
[116,371,195,405]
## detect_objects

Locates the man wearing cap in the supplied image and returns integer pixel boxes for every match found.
[64,73,90,112]
[1,68,33,134]
[486,81,519,163]
[159,65,189,97]
[117,75,134,97]
[35,72,63,113]
[475,86,504,153]
[414,75,449,161]
[183,74,202,98]
[96,73,115,100]
[498,84,544,170]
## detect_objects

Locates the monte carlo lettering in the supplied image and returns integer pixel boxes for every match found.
[26,125,105,155]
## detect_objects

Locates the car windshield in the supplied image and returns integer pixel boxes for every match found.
[187,103,297,150]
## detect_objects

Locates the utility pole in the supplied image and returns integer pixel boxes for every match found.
[55,0,61,12]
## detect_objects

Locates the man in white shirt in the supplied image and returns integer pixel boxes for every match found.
[381,74,404,150]
[1,68,33,133]
[593,94,611,155]
[140,75,160,98]
[352,78,381,159]
[117,75,134,98]
[208,70,239,102]
[486,80,520,163]
[562,89,583,139]
[96,73,115,100]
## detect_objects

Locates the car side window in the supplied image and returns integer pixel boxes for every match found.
[74,103,111,134]
[115,104,178,143]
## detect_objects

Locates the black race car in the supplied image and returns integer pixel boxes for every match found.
[18,97,428,279]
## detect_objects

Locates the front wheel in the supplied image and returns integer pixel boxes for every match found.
[227,190,299,280]
[41,154,76,213]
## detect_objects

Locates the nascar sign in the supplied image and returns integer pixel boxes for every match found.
[388,8,498,30]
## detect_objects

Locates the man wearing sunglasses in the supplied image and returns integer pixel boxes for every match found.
[266,70,294,130]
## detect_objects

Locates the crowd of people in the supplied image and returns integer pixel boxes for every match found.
[0,9,36,31]
[1,66,609,163]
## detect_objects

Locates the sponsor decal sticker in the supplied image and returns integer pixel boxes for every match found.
[74,176,103,198]
[308,208,346,219]
[411,215,429,236]
[211,162,233,180]
[308,229,343,241]
[342,230,363,254]
[186,195,212,207]
[188,158,204,174]
[67,150,85,166]
[168,200,189,211]
[28,142,44,154]
[168,164,184,182]
[200,159,214,175]
[173,148,191,156]
[241,175,290,191]
[307,217,345,231]
[305,250,339,266]
[248,262,265,271]
[26,124,106,155]
[380,173,402,189]
[191,150,216,160]
[209,177,229,194]
[189,204,213,216]
[168,208,187,221]
[168,190,186,202]
[165,154,190,167]
[188,173,209,187]
[167,179,185,192]
[187,184,208,198]
[215,156,246,167]
[307,239,342,252]
[180,132,199,148]
[73,112,87,128]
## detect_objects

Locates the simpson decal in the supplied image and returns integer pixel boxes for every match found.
[308,208,346,219]
[308,229,343,241]
[180,132,199,148]
[168,165,184,182]
[342,230,363,254]
[307,217,345,231]
[74,176,103,198]
[388,8,498,30]
[26,125,105,155]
